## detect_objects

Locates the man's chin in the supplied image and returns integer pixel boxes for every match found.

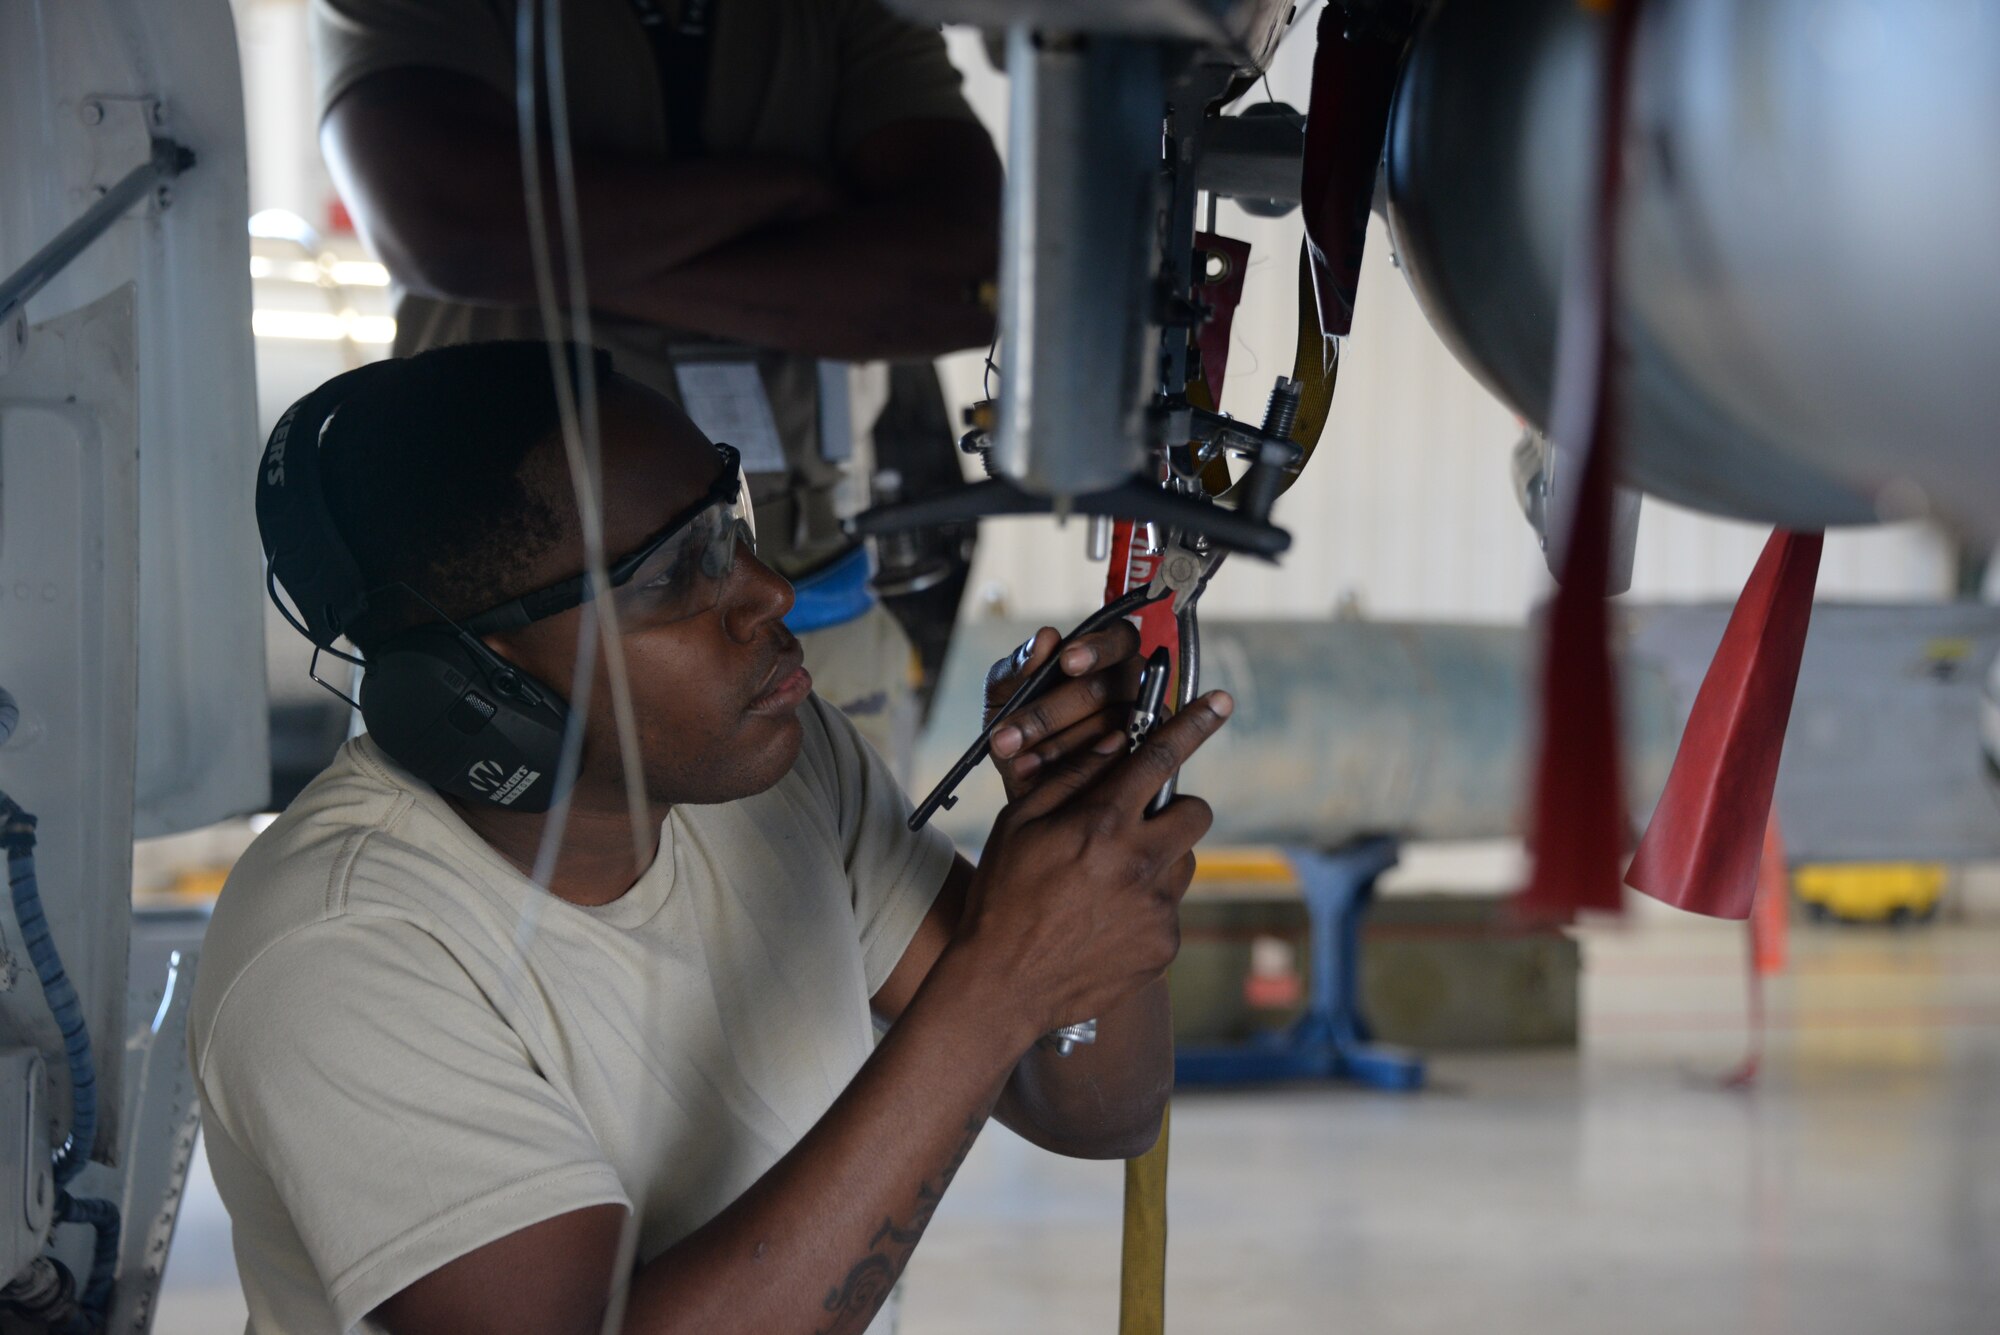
[735,707,806,792]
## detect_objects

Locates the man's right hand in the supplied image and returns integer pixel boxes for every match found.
[951,690,1233,1044]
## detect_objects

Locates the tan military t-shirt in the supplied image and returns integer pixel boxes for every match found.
[309,0,979,574]
[190,696,955,1333]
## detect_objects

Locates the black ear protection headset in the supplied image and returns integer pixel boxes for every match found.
[255,362,573,813]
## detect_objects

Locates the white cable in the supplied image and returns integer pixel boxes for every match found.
[528,603,597,890]
[499,0,646,1020]
[512,0,653,896]
[542,0,654,875]
[508,17,649,1327]
[492,0,576,1011]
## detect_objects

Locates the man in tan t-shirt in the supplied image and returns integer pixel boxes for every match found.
[311,0,1002,774]
[199,343,1233,1334]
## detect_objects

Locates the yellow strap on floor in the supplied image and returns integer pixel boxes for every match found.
[1118,1103,1170,1335]
[1119,238,1337,1335]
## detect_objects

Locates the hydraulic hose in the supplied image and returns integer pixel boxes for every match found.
[54,1192,119,1334]
[0,703,119,1330]
[0,793,97,1186]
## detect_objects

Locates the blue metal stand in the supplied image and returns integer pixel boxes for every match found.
[1175,836,1425,1091]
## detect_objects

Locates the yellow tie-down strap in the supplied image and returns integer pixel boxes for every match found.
[1118,1103,1171,1335]
[1120,236,1336,1327]
[1120,243,1340,1335]
[1190,239,1342,506]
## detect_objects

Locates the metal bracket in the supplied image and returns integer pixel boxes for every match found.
[849,472,1292,560]
[1144,536,1210,615]
[0,135,196,330]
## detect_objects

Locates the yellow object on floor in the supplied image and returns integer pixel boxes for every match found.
[1793,862,1946,923]
[1192,847,1297,887]
[1118,1103,1169,1335]
[163,866,230,902]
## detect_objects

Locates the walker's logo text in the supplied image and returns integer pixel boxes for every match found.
[264,404,299,487]
[466,759,541,806]
[465,760,506,792]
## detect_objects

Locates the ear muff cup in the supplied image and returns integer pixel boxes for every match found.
[358,623,571,813]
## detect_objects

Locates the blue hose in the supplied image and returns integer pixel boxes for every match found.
[0,794,97,1186]
[54,1192,118,1333]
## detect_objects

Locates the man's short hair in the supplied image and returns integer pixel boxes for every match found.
[318,342,612,650]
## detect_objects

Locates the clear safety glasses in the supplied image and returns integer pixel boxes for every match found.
[461,443,756,635]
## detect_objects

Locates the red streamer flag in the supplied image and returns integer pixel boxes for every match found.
[1299,5,1404,338]
[1626,530,1823,919]
[1515,0,1643,921]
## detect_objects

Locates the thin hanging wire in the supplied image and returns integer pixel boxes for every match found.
[515,0,654,886]
[544,0,654,874]
[528,603,597,890]
[513,8,648,1322]
[493,0,583,1009]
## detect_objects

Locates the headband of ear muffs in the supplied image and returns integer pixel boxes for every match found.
[255,361,573,814]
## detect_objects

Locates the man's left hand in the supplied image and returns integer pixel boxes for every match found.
[983,619,1145,804]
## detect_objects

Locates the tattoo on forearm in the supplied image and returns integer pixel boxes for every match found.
[812,1115,982,1335]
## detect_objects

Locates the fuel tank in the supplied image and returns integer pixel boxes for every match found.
[916,617,1681,849]
[1384,0,2000,537]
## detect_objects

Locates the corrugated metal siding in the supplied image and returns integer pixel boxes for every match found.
[938,29,1954,625]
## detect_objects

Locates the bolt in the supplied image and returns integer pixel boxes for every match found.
[1259,376,1301,441]
[155,185,173,211]
[79,100,104,126]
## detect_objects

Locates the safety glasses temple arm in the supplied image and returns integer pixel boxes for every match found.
[457,445,743,637]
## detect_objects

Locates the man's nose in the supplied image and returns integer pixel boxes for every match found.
[721,550,794,641]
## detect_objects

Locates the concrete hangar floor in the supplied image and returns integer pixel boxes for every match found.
[152,913,2000,1335]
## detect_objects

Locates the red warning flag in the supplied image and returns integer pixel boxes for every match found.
[1516,429,1628,919]
[1515,0,1643,921]
[1751,818,1791,977]
[1299,3,1405,338]
[1626,530,1823,918]
[1721,817,1793,1089]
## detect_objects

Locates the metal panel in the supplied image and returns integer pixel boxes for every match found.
[992,29,1162,497]
[105,911,205,1335]
[890,0,1291,62]
[0,288,141,1165]
[0,1049,54,1289]
[35,909,204,1330]
[0,0,267,836]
